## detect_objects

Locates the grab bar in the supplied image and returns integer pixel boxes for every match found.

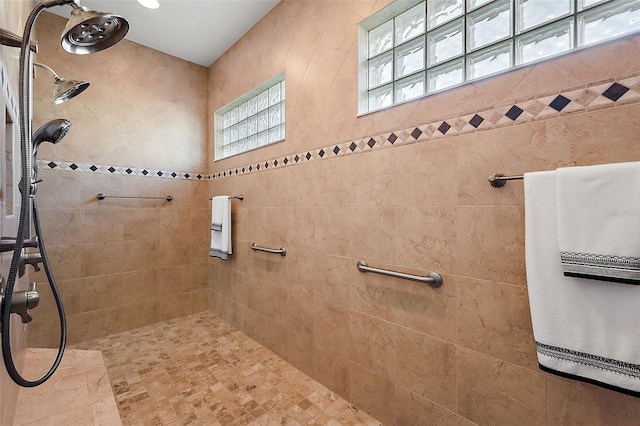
[96,193,173,201]
[356,260,443,288]
[251,243,286,257]
[488,173,524,188]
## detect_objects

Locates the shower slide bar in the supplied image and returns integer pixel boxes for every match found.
[356,260,443,288]
[251,243,286,256]
[209,195,244,201]
[96,193,173,201]
[488,173,524,188]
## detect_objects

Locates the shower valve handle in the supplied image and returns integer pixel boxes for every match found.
[0,280,40,324]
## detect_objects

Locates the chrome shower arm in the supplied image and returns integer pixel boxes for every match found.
[34,62,61,82]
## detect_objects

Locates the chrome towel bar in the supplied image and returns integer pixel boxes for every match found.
[356,260,443,288]
[251,243,286,256]
[209,195,244,200]
[488,173,524,188]
[96,193,173,201]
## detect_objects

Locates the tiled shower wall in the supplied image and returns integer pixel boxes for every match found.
[28,12,211,347]
[208,0,640,424]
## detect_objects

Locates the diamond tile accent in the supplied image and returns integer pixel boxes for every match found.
[108,167,116,173]
[367,138,376,148]
[505,105,524,120]
[469,114,484,128]
[333,146,340,155]
[388,133,398,144]
[69,163,78,170]
[305,152,311,160]
[319,149,325,158]
[411,128,422,139]
[295,155,300,162]
[349,142,357,151]
[141,169,148,175]
[549,95,571,111]
[47,161,57,169]
[90,165,98,172]
[602,82,629,101]
[156,171,163,177]
[438,122,451,134]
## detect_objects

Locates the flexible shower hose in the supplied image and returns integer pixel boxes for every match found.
[1,2,67,387]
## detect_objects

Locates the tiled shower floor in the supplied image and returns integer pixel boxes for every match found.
[71,311,380,425]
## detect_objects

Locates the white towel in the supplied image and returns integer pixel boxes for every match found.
[556,161,640,284]
[211,196,224,232]
[209,196,232,260]
[525,170,640,396]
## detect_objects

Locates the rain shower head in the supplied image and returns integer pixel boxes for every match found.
[60,1,129,55]
[32,119,72,148]
[34,62,89,105]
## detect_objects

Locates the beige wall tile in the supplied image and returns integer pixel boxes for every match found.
[395,326,458,411]
[394,386,475,426]
[313,347,350,401]
[457,348,545,425]
[314,299,350,359]
[392,272,458,343]
[348,361,394,425]
[313,254,351,308]
[457,122,548,205]
[349,311,396,379]
[457,277,537,370]
[548,103,640,168]
[395,206,457,274]
[456,205,526,285]
[546,375,640,426]
[391,141,458,207]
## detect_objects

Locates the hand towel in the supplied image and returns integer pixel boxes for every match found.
[209,196,232,260]
[556,161,640,284]
[211,196,224,232]
[525,170,640,396]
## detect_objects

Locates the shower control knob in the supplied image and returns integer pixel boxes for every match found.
[0,282,40,324]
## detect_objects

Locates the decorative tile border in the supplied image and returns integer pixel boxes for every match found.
[210,72,640,180]
[40,71,640,182]
[37,159,211,181]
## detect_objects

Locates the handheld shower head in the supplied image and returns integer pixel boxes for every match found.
[32,119,71,177]
[32,119,72,148]
[61,2,129,54]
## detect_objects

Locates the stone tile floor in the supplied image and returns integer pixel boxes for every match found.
[71,311,381,425]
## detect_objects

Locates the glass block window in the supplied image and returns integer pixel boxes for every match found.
[359,0,640,114]
[215,73,285,160]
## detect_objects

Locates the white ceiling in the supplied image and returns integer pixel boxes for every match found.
[49,0,280,67]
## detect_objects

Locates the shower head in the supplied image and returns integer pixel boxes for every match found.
[32,119,72,149]
[52,78,90,105]
[34,62,90,104]
[60,1,129,55]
